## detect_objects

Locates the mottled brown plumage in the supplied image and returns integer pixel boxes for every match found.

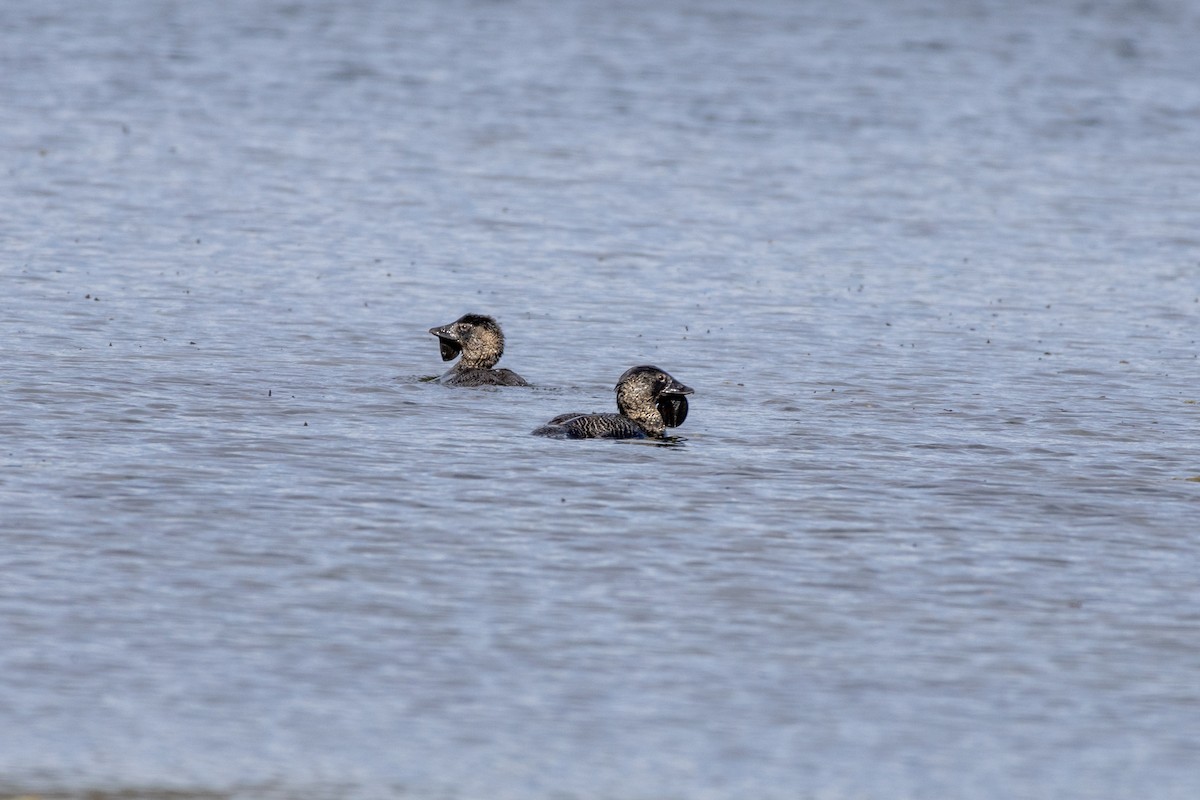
[428,314,528,387]
[533,365,693,439]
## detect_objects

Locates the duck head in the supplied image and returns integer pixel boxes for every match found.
[614,364,694,436]
[428,313,506,369]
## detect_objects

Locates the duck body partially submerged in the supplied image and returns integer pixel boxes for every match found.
[428,314,528,387]
[533,365,693,440]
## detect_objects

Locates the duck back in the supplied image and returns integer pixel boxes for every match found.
[532,412,646,439]
[441,367,528,387]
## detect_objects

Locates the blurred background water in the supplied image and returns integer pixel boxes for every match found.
[2,0,1199,798]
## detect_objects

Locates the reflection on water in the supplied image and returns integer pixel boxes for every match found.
[2,0,1199,799]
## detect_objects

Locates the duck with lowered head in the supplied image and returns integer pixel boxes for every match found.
[428,313,528,387]
[533,365,693,439]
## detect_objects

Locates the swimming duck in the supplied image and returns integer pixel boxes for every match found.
[428,313,528,387]
[533,365,693,439]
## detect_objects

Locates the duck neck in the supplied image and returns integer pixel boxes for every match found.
[617,385,665,437]
[458,330,503,369]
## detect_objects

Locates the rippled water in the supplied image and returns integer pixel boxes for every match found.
[3,1,1199,798]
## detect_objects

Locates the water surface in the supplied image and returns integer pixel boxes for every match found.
[2,1,1199,798]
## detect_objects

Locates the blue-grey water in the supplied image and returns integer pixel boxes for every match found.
[2,1,1199,798]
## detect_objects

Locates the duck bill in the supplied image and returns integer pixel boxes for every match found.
[665,377,693,396]
[657,376,693,428]
[429,325,463,362]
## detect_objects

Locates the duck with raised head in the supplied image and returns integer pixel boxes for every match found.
[428,313,528,387]
[533,365,693,439]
